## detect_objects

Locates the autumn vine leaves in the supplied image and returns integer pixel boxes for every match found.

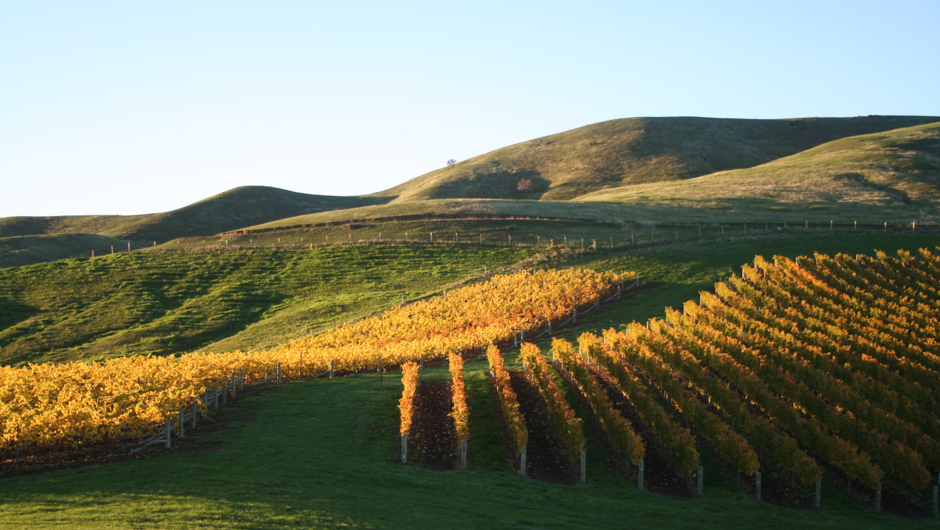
[1,268,626,456]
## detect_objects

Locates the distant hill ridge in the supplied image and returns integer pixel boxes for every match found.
[2,115,938,257]
[575,121,940,223]
[370,115,940,202]
[0,186,388,242]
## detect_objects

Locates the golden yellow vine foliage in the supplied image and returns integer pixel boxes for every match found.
[448,353,470,442]
[0,268,630,453]
[399,362,420,436]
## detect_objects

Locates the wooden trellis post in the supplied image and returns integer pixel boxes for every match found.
[520,446,527,477]
[580,452,586,483]
[638,459,644,490]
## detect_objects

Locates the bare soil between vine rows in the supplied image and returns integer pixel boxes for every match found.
[411,379,458,471]
[508,370,576,485]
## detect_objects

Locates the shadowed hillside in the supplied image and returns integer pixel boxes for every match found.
[370,116,940,202]
[0,234,131,268]
[575,121,940,222]
[239,122,940,229]
[0,246,535,365]
[0,186,389,242]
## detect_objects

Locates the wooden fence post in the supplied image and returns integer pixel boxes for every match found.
[222,382,228,405]
[330,360,335,379]
[239,369,244,391]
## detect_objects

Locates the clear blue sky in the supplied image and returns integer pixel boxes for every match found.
[2,1,938,216]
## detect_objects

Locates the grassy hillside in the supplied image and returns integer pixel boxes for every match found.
[370,116,940,202]
[0,186,387,242]
[0,246,536,366]
[0,233,131,268]
[575,122,940,223]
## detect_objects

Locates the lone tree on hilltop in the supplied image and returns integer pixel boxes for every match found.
[446,159,457,168]
[517,177,534,193]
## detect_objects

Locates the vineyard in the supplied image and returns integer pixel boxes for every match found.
[5,245,940,520]
[0,268,629,459]
[442,248,940,515]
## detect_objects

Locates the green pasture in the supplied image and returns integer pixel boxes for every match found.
[0,246,535,365]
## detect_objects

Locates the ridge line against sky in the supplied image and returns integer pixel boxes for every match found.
[2,1,939,217]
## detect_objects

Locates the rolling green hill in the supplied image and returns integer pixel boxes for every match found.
[0,233,130,268]
[4,116,940,271]
[370,115,940,202]
[234,121,939,230]
[0,186,387,243]
[0,246,535,365]
[575,121,940,223]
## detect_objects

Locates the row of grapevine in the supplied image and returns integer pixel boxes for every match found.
[486,346,527,458]
[578,333,758,477]
[519,343,585,460]
[449,353,469,444]
[548,338,644,466]
[603,325,822,485]
[1,268,629,454]
[694,284,937,484]
[617,248,940,492]
[712,251,940,490]
[655,313,887,488]
[399,362,420,436]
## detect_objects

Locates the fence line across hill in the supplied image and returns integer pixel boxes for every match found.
[69,218,936,259]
